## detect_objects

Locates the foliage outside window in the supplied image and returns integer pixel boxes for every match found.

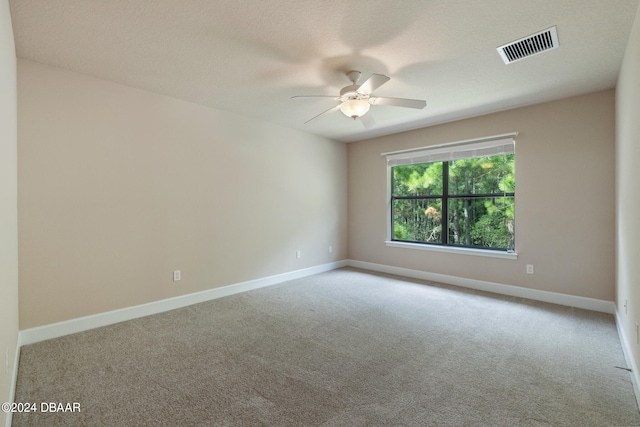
[390,146,515,251]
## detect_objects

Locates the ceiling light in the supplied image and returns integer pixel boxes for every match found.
[340,99,370,119]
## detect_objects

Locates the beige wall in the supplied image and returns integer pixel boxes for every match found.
[616,3,640,373]
[18,60,347,329]
[0,0,18,424]
[348,90,616,301]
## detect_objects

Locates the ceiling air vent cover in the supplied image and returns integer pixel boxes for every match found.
[497,26,559,64]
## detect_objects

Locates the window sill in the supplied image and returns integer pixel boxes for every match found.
[385,241,518,260]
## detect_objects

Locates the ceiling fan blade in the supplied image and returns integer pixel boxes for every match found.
[360,113,376,129]
[304,104,341,124]
[369,96,426,109]
[291,95,339,100]
[356,73,390,95]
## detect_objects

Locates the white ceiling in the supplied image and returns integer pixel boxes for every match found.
[9,0,640,142]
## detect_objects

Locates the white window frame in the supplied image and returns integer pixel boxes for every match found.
[383,132,518,260]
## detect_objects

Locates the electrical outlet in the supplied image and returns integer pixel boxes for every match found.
[526,264,534,274]
[173,270,181,281]
[329,245,333,253]
[625,299,628,315]
[296,250,301,259]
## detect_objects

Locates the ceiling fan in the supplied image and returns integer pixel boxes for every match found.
[291,70,427,126]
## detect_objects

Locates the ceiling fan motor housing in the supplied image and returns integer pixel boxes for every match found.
[340,84,365,100]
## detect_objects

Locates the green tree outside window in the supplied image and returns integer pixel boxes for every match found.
[392,153,515,251]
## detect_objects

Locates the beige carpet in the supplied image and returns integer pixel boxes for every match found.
[12,268,640,426]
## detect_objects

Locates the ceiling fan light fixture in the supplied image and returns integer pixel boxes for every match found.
[293,71,425,124]
[340,99,370,119]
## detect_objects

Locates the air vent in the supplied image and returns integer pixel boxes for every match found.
[497,26,559,64]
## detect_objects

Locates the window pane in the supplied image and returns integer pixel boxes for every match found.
[448,154,515,195]
[393,198,443,243]
[393,163,443,196]
[448,197,515,249]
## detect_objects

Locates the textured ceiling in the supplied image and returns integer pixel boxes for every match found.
[9,0,640,142]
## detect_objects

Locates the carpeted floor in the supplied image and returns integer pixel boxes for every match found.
[12,268,640,426]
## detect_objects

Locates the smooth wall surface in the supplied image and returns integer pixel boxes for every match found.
[0,0,19,424]
[348,90,616,301]
[18,60,347,329]
[616,2,640,377]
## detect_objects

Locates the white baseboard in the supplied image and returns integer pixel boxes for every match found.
[5,334,20,427]
[615,312,640,409]
[346,260,616,314]
[18,258,616,347]
[19,260,348,346]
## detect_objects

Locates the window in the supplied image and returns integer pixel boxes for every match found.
[386,135,515,252]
